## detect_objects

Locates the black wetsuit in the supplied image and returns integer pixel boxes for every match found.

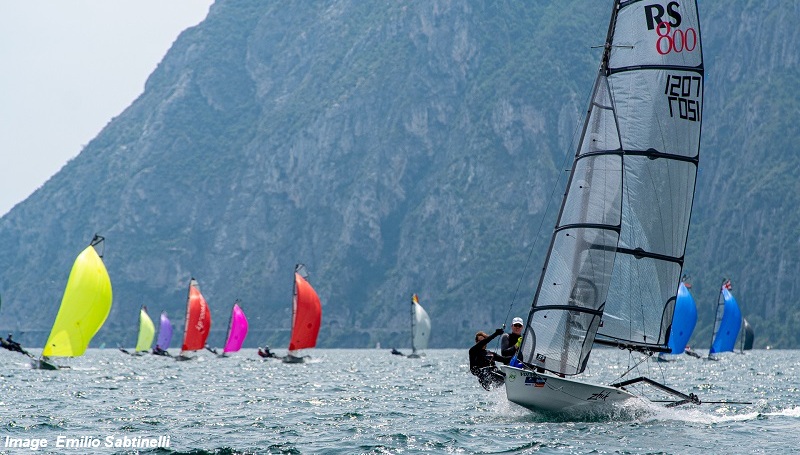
[500,332,522,357]
[468,330,510,390]
[1,337,28,355]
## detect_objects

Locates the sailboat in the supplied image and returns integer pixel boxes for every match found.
[708,279,742,359]
[153,311,173,356]
[32,235,113,370]
[283,264,322,364]
[219,301,249,357]
[658,279,698,361]
[739,318,754,352]
[119,306,155,355]
[176,278,212,361]
[406,294,430,359]
[500,0,704,413]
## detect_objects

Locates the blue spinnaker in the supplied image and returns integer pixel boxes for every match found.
[709,289,742,355]
[668,283,697,354]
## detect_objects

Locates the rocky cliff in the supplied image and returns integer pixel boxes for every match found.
[0,1,797,349]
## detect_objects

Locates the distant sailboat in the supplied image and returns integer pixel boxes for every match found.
[406,294,430,359]
[176,278,212,361]
[220,301,248,357]
[708,279,742,359]
[658,279,698,361]
[739,318,754,352]
[32,235,113,370]
[153,311,173,356]
[283,264,322,364]
[119,306,155,355]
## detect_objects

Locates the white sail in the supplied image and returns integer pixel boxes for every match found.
[518,0,703,377]
[410,294,430,355]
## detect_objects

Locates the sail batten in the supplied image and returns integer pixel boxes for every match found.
[520,0,703,376]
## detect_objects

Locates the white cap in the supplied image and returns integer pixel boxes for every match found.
[512,317,524,326]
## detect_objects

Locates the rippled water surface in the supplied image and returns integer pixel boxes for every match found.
[1,348,798,454]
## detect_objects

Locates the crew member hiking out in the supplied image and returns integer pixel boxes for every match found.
[468,328,511,390]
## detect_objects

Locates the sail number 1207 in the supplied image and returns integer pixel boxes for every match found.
[664,74,701,122]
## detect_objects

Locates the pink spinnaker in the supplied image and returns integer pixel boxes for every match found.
[222,303,249,353]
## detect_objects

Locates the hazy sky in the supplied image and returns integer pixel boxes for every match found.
[0,0,213,216]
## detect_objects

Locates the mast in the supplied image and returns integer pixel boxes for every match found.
[708,279,726,354]
[182,278,194,352]
[410,294,418,354]
[224,301,235,349]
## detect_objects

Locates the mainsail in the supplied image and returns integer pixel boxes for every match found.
[181,278,212,352]
[519,0,703,376]
[42,235,113,357]
[135,307,156,353]
[667,282,697,354]
[288,264,322,352]
[709,285,742,356]
[410,294,431,355]
[222,302,249,354]
[156,311,173,350]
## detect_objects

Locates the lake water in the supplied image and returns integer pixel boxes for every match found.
[0,348,797,454]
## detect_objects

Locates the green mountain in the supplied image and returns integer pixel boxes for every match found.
[0,1,797,350]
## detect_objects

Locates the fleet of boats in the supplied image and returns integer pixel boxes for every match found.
[0,0,761,421]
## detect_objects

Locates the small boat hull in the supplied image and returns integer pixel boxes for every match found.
[500,365,635,413]
[31,358,60,370]
[282,354,307,364]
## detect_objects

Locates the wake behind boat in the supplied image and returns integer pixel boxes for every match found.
[501,0,704,413]
[32,235,113,370]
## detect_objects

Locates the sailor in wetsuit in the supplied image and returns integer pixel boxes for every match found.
[258,346,278,358]
[1,333,30,356]
[468,328,511,390]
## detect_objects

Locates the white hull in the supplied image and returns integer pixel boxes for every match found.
[500,365,635,413]
[283,354,307,364]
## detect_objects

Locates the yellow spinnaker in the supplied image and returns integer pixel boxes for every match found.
[135,308,156,352]
[42,245,113,357]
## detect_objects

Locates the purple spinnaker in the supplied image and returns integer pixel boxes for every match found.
[156,312,173,350]
[223,303,249,353]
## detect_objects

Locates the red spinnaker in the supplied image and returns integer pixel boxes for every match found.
[288,273,321,351]
[182,279,212,351]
